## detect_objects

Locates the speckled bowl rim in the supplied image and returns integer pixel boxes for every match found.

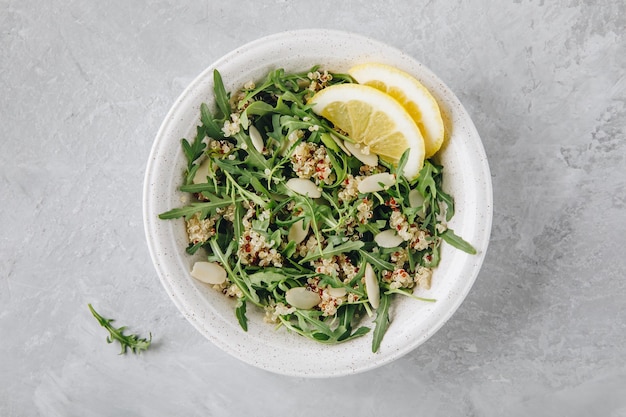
[143,29,492,378]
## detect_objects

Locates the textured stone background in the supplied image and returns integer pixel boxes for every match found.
[1,1,625,416]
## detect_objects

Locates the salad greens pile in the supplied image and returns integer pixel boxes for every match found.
[159,66,475,352]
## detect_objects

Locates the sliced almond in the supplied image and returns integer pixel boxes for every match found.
[288,219,309,244]
[285,287,321,310]
[192,157,212,184]
[327,286,347,298]
[249,125,264,153]
[357,172,396,193]
[343,141,378,167]
[286,178,321,198]
[374,229,404,248]
[408,189,425,208]
[190,261,227,285]
[331,133,351,156]
[364,263,380,309]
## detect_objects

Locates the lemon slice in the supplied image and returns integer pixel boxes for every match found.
[310,83,425,179]
[348,63,444,158]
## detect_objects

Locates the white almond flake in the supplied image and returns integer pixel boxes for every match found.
[364,263,380,309]
[288,219,310,244]
[192,157,212,184]
[409,189,425,208]
[331,134,351,156]
[357,173,396,193]
[190,261,227,285]
[249,125,264,153]
[286,178,322,198]
[327,287,347,298]
[343,140,378,167]
[285,287,322,310]
[374,229,405,248]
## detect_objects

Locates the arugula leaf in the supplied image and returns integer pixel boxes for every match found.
[181,126,207,183]
[393,148,410,179]
[384,287,436,303]
[241,100,274,118]
[208,239,260,305]
[179,182,224,194]
[340,326,370,342]
[291,194,323,255]
[200,103,224,139]
[235,298,248,331]
[315,204,340,231]
[158,199,237,220]
[438,189,455,221]
[232,201,243,245]
[213,69,231,119]
[221,169,268,208]
[185,241,205,255]
[88,304,152,354]
[282,240,297,258]
[247,271,288,287]
[235,131,271,171]
[441,229,477,254]
[358,250,396,272]
[279,310,370,345]
[301,240,364,263]
[417,161,437,201]
[371,293,391,353]
[320,132,340,152]
[243,173,273,200]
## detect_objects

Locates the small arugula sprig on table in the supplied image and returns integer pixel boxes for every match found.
[158,67,476,352]
[88,304,152,354]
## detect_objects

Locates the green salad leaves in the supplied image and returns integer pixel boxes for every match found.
[159,67,475,352]
[88,304,152,354]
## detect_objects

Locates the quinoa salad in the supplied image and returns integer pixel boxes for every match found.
[158,67,475,352]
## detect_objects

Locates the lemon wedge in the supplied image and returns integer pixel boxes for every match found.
[348,63,444,159]
[310,83,425,179]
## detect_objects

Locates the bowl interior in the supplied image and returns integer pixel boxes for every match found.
[143,29,492,377]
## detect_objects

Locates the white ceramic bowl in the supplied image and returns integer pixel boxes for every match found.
[143,29,492,377]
